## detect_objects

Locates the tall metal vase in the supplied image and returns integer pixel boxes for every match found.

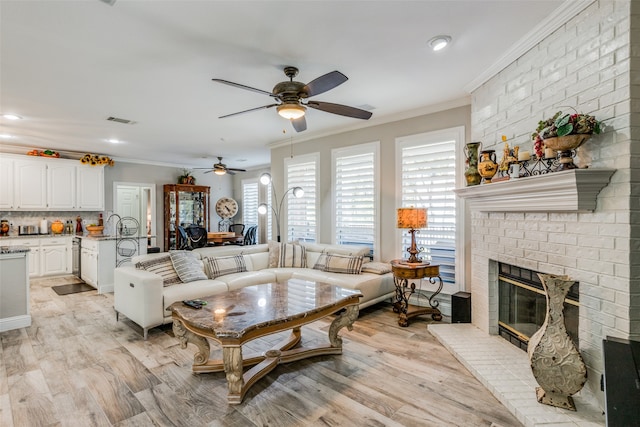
[528,273,587,411]
[464,142,482,186]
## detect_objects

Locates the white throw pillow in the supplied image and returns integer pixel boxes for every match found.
[169,251,207,283]
[278,242,306,268]
[203,254,247,279]
[361,261,392,275]
[323,254,364,274]
[135,254,182,286]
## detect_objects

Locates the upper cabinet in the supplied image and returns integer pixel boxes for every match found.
[0,157,14,209]
[0,154,104,211]
[77,166,104,210]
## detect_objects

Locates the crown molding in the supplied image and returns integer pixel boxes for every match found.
[463,0,596,94]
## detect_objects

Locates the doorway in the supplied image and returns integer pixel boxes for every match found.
[113,182,156,247]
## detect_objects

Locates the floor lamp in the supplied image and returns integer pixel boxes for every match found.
[257,173,304,242]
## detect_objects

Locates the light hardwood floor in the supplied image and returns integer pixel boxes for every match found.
[1,275,522,427]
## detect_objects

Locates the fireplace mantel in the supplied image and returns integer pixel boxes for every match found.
[454,169,615,212]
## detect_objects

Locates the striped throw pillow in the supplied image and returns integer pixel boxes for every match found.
[135,255,182,286]
[169,251,207,283]
[361,261,392,275]
[323,254,364,275]
[203,255,247,279]
[278,243,307,268]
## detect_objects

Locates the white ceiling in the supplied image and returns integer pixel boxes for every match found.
[0,0,569,171]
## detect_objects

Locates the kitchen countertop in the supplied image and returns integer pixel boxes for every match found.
[0,234,154,241]
[0,245,31,254]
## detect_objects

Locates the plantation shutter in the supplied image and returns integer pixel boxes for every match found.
[400,138,457,287]
[286,157,317,243]
[334,148,376,257]
[242,180,258,227]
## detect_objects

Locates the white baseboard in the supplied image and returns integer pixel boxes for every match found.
[0,315,32,332]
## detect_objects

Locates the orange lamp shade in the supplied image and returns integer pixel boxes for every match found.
[397,208,427,229]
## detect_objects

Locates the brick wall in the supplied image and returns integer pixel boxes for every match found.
[469,0,636,405]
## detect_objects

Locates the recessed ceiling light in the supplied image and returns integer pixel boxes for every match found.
[2,113,22,120]
[429,35,452,52]
[107,138,122,144]
[0,134,14,139]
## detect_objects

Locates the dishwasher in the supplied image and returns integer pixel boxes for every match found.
[72,236,81,277]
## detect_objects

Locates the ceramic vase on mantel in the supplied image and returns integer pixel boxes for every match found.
[527,273,587,411]
[464,142,482,186]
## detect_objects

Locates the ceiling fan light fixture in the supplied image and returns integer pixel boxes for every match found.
[429,35,452,51]
[214,169,226,176]
[277,104,306,120]
[2,113,22,120]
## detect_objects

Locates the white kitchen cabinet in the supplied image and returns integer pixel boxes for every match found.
[0,157,14,209]
[40,237,71,276]
[77,166,104,210]
[14,159,47,209]
[48,163,77,209]
[80,238,115,293]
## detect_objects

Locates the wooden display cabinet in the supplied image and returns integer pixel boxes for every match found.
[163,184,210,251]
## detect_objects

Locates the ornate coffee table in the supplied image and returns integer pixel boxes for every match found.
[170,278,363,404]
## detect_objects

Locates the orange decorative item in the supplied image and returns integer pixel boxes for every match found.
[51,220,64,234]
[86,225,104,236]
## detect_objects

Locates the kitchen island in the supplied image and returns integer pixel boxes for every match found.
[0,245,31,332]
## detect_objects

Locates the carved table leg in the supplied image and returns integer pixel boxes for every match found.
[328,305,359,348]
[223,345,244,404]
[173,319,210,366]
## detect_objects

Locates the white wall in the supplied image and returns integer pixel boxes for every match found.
[469,0,637,406]
[269,105,471,264]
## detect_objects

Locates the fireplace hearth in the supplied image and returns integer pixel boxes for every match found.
[498,262,579,351]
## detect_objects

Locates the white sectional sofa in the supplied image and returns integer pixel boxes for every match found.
[114,242,395,339]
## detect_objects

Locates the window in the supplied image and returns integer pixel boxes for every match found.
[285,153,318,243]
[332,142,379,259]
[242,180,258,227]
[396,127,464,293]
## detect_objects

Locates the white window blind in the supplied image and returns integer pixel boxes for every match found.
[399,134,457,288]
[333,144,378,258]
[242,180,258,227]
[286,156,317,243]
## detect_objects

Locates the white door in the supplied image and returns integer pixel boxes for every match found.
[116,185,141,220]
[115,183,154,238]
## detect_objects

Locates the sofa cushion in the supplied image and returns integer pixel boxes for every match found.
[135,255,182,287]
[169,251,207,283]
[162,279,229,312]
[203,254,247,279]
[323,254,364,274]
[361,261,392,275]
[218,270,278,291]
[267,240,280,267]
[279,242,306,268]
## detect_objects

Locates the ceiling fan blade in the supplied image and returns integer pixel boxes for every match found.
[212,79,274,97]
[292,116,307,132]
[227,170,236,175]
[219,103,279,119]
[302,71,348,97]
[307,101,372,120]
[203,170,213,174]
[227,168,247,172]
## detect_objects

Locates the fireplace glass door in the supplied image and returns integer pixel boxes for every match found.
[498,263,578,351]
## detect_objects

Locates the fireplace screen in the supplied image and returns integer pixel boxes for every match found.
[498,263,579,351]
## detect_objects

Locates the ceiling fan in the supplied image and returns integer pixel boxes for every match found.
[212,66,373,132]
[195,157,246,176]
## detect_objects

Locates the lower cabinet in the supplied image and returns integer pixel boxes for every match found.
[80,239,116,294]
[2,237,71,277]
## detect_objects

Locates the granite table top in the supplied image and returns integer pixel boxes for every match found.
[170,278,363,340]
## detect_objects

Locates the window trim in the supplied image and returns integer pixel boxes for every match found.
[331,141,380,260]
[395,126,466,294]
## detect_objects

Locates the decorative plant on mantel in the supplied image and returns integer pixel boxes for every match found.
[531,110,602,170]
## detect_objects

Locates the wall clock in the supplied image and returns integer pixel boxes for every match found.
[215,197,238,219]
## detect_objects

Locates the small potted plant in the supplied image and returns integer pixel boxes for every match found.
[178,168,195,185]
[531,110,602,170]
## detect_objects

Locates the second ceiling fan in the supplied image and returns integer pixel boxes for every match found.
[212,66,372,132]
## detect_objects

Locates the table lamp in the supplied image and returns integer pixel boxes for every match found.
[397,207,428,264]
